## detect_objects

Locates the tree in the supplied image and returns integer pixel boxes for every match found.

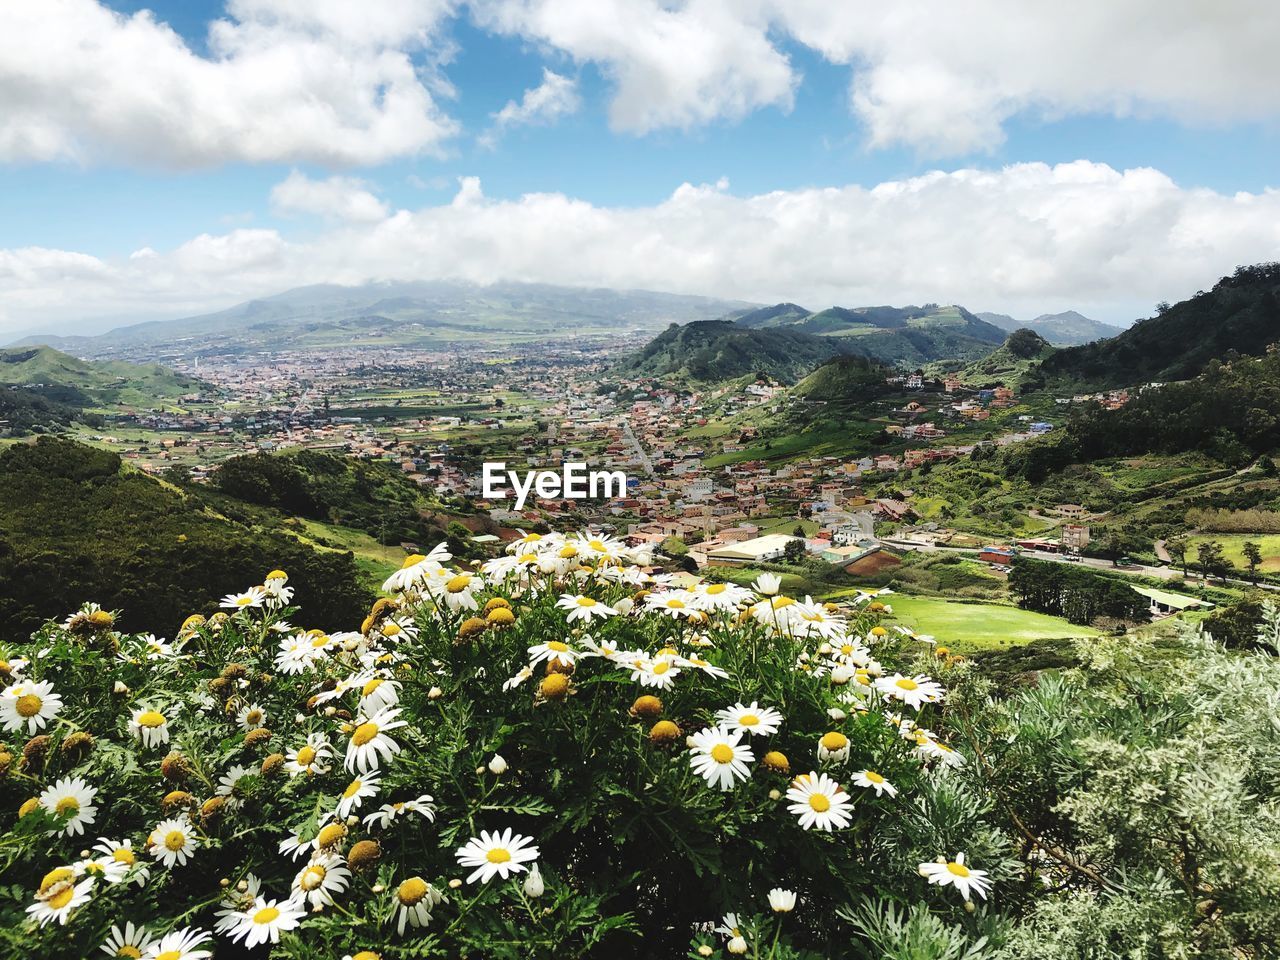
[1196,540,1228,581]
[792,525,806,538]
[1166,536,1188,576]
[1242,541,1263,581]
[783,538,806,564]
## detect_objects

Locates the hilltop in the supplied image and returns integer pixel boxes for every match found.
[8,282,755,358]
[0,344,204,406]
[958,328,1056,386]
[1040,263,1280,387]
[791,354,891,402]
[978,309,1122,346]
[727,302,1006,366]
[616,319,854,384]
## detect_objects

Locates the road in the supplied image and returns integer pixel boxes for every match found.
[621,418,654,476]
[880,537,1279,593]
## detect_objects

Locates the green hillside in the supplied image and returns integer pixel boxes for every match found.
[0,344,204,406]
[729,302,1006,365]
[978,310,1122,346]
[617,320,853,384]
[0,438,372,637]
[792,354,890,402]
[959,328,1056,386]
[1040,263,1280,387]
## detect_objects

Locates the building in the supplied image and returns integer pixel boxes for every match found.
[706,533,803,566]
[1131,586,1213,619]
[1062,524,1090,552]
[978,545,1017,564]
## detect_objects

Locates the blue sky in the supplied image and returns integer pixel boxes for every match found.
[2,1,1279,334]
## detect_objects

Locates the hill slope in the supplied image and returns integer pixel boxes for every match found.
[0,345,203,405]
[792,355,890,402]
[9,282,756,358]
[1041,264,1280,387]
[977,310,1122,346]
[733,302,1006,366]
[616,320,854,384]
[959,329,1056,386]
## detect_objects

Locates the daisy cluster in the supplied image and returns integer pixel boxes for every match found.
[3,530,989,957]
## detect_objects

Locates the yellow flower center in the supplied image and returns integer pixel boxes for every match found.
[667,598,685,609]
[254,906,281,925]
[112,848,135,865]
[547,640,569,652]
[301,865,326,890]
[14,694,42,718]
[652,661,670,675]
[865,770,885,783]
[46,886,76,910]
[738,714,759,727]
[446,574,472,593]
[351,722,379,746]
[710,744,735,764]
[163,830,187,851]
[772,597,796,610]
[896,677,919,691]
[40,867,74,893]
[342,780,363,799]
[361,678,383,697]
[117,947,143,959]
[820,732,848,751]
[559,546,578,558]
[946,862,970,878]
[245,709,263,724]
[485,847,513,864]
[398,877,428,905]
[55,797,80,816]
[317,823,346,847]
[157,952,181,960]
[401,554,426,568]
[705,583,726,594]
[381,623,401,636]
[808,794,831,813]
[137,710,165,728]
[296,746,317,765]
[575,596,596,607]
[311,635,330,647]
[236,596,255,607]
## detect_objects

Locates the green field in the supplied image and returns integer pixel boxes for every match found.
[883,594,1101,652]
[1186,533,1280,573]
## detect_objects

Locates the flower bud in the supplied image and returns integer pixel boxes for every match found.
[523,863,545,898]
[488,754,508,775]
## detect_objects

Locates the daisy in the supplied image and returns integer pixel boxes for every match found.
[753,573,782,595]
[357,673,401,713]
[93,838,150,887]
[875,674,945,710]
[77,851,130,885]
[101,921,155,957]
[129,705,171,748]
[688,726,754,791]
[768,888,797,913]
[555,594,617,623]
[715,702,783,738]
[434,571,483,612]
[345,706,407,773]
[816,731,851,764]
[362,794,436,830]
[216,764,256,803]
[382,543,452,594]
[0,679,63,734]
[135,635,178,661]
[680,654,730,679]
[140,927,213,960]
[227,895,307,948]
[631,653,682,689]
[692,580,754,612]
[455,828,540,884]
[337,773,382,818]
[715,914,748,954]
[285,734,334,777]
[645,590,699,618]
[236,702,267,731]
[916,736,967,768]
[786,771,853,831]
[275,634,324,675]
[578,635,622,660]
[393,876,446,934]
[793,598,847,640]
[26,867,93,926]
[503,665,535,691]
[147,817,198,868]
[220,587,266,610]
[39,777,98,836]
[919,853,992,902]
[527,639,580,667]
[852,769,898,798]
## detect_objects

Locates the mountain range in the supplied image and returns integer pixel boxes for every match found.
[0,345,203,405]
[7,282,755,359]
[976,310,1122,346]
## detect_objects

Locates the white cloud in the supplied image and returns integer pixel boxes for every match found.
[4,161,1280,336]
[270,171,391,222]
[0,0,458,168]
[480,69,580,147]
[474,0,1280,153]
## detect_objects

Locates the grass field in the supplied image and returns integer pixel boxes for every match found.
[883,594,1101,652]
[1186,533,1280,573]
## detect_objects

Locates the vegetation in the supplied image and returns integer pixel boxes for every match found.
[0,345,203,408]
[1007,559,1150,625]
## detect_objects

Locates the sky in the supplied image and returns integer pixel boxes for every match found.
[2,0,1280,339]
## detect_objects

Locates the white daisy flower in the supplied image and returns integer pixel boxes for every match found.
[875,673,945,710]
[236,702,267,731]
[345,706,407,774]
[715,701,783,737]
[39,777,98,836]
[356,673,401,713]
[362,794,436,830]
[227,896,307,949]
[692,580,755,612]
[92,838,149,887]
[768,888,797,913]
[679,655,731,679]
[128,705,170,748]
[503,665,534,691]
[816,731,850,764]
[852,769,898,797]
[629,653,682,689]
[555,594,617,623]
[26,867,93,926]
[101,921,155,957]
[919,852,992,902]
[688,726,754,791]
[393,876,446,934]
[644,590,700,618]
[293,851,353,908]
[753,573,782,595]
[0,679,64,734]
[285,733,334,777]
[337,773,382,818]
[220,587,266,610]
[785,771,853,831]
[147,817,198,868]
[527,639,579,667]
[216,764,256,803]
[715,913,748,954]
[455,828,540,884]
[77,851,130,885]
[140,927,213,960]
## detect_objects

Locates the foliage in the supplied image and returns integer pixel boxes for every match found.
[1006,559,1149,625]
